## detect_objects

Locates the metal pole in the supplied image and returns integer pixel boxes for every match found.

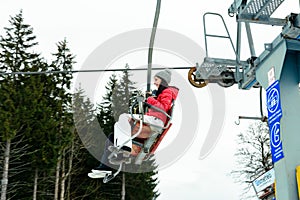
[236,21,241,61]
[245,22,256,57]
[147,0,161,93]
[121,173,125,200]
[203,13,209,57]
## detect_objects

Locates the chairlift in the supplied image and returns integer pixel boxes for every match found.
[103,86,179,183]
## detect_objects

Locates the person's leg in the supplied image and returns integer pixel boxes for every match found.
[97,133,114,168]
[143,116,164,134]
[91,134,113,170]
[114,113,132,152]
[140,116,164,150]
[93,113,133,171]
[88,134,114,178]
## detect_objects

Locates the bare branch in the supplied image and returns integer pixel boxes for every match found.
[230,121,273,199]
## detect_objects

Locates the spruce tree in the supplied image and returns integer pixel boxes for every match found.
[48,39,75,200]
[0,10,45,200]
[97,73,118,135]
[71,88,105,199]
[112,64,138,119]
[95,73,123,199]
[72,87,126,200]
[0,11,76,199]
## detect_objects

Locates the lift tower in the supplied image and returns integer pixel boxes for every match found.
[188,0,300,199]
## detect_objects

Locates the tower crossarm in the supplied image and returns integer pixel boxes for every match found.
[229,0,287,26]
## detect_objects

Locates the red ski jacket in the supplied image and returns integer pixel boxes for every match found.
[146,86,179,124]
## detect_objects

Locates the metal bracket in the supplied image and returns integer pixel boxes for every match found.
[196,62,228,79]
[235,116,268,125]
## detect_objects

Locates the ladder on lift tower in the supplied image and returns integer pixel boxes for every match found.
[189,0,288,90]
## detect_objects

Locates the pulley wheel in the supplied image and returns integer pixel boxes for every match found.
[188,67,208,88]
[217,70,235,88]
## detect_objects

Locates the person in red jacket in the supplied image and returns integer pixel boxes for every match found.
[89,69,177,178]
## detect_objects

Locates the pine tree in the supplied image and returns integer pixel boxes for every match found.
[93,73,123,199]
[0,10,39,74]
[112,64,138,119]
[0,10,45,200]
[15,60,57,200]
[0,10,160,200]
[71,87,117,200]
[97,73,118,135]
[49,39,75,200]
[0,11,76,199]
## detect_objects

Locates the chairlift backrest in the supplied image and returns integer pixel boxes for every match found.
[164,86,179,124]
[168,86,179,100]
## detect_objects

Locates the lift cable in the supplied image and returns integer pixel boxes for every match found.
[1,0,163,79]
[147,0,161,93]
[0,66,191,75]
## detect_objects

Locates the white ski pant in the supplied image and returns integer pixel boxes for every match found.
[114,113,164,149]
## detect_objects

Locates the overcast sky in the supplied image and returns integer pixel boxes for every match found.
[1,1,298,199]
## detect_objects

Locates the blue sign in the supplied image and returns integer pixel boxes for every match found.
[267,81,282,124]
[266,80,284,163]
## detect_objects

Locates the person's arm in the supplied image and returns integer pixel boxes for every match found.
[147,89,172,112]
